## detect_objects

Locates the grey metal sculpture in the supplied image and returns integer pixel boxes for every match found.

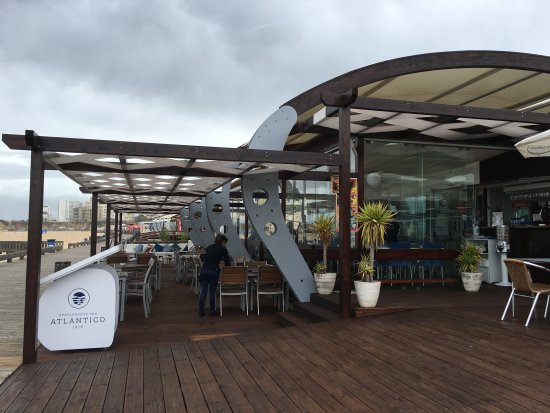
[205,183,250,259]
[180,206,204,248]
[189,199,216,247]
[242,106,316,302]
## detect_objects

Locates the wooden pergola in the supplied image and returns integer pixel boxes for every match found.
[4,50,550,364]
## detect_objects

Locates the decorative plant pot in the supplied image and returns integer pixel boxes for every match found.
[314,272,337,295]
[354,280,381,308]
[461,272,483,292]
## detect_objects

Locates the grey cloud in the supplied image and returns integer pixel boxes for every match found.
[1,0,550,219]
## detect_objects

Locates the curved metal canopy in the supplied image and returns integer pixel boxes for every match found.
[284,51,550,151]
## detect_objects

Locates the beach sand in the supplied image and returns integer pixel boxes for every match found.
[0,231,105,248]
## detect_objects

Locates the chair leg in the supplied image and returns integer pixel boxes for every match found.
[512,292,515,318]
[257,289,260,316]
[526,292,541,327]
[545,295,550,319]
[246,286,249,316]
[143,292,148,318]
[501,289,515,321]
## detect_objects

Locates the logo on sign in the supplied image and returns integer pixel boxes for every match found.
[68,288,90,309]
[527,144,550,155]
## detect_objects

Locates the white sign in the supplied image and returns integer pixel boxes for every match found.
[38,265,119,351]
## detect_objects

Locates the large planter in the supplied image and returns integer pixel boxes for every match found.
[314,272,337,295]
[354,280,381,308]
[461,272,483,292]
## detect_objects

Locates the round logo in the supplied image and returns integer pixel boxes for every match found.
[68,288,90,309]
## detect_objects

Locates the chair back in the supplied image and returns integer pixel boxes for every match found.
[258,266,283,284]
[143,258,155,283]
[107,253,128,264]
[220,266,247,286]
[504,259,534,293]
[137,253,154,264]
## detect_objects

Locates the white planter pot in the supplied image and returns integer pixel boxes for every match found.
[354,280,381,308]
[314,272,337,295]
[461,272,483,292]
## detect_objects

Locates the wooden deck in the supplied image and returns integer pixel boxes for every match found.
[2,304,550,412]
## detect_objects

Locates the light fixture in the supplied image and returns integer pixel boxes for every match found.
[366,172,382,187]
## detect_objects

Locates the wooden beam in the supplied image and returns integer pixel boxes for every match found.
[2,134,341,166]
[22,131,44,364]
[351,96,550,125]
[43,163,238,178]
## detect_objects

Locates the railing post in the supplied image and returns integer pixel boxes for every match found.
[23,130,44,364]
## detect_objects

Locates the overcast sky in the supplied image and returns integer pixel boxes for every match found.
[1,0,550,220]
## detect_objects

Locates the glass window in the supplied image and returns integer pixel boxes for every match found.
[363,142,494,248]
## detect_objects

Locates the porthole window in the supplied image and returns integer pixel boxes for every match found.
[253,189,268,206]
[264,222,277,236]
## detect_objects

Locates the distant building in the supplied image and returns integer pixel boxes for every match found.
[58,200,82,222]
[42,206,51,221]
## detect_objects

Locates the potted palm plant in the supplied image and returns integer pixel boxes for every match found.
[356,201,396,307]
[355,254,380,307]
[311,215,337,295]
[457,243,484,292]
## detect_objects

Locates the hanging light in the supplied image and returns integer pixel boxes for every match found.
[366,172,382,187]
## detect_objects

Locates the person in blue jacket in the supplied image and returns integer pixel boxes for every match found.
[198,234,230,317]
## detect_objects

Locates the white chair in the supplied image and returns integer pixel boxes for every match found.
[125,258,155,318]
[219,266,248,316]
[256,266,285,315]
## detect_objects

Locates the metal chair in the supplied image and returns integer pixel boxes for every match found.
[125,258,155,318]
[256,266,285,315]
[219,266,248,316]
[501,259,550,326]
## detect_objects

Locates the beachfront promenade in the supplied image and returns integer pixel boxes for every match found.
[0,243,103,384]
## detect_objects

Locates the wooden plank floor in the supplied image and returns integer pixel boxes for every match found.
[2,304,550,412]
[37,262,284,363]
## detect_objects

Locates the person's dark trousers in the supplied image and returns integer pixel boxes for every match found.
[199,268,219,315]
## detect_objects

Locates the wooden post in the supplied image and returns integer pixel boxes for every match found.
[322,89,357,320]
[119,213,123,243]
[90,193,98,256]
[114,211,119,246]
[105,204,111,249]
[23,130,44,364]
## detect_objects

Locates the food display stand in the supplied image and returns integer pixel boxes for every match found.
[38,245,122,351]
